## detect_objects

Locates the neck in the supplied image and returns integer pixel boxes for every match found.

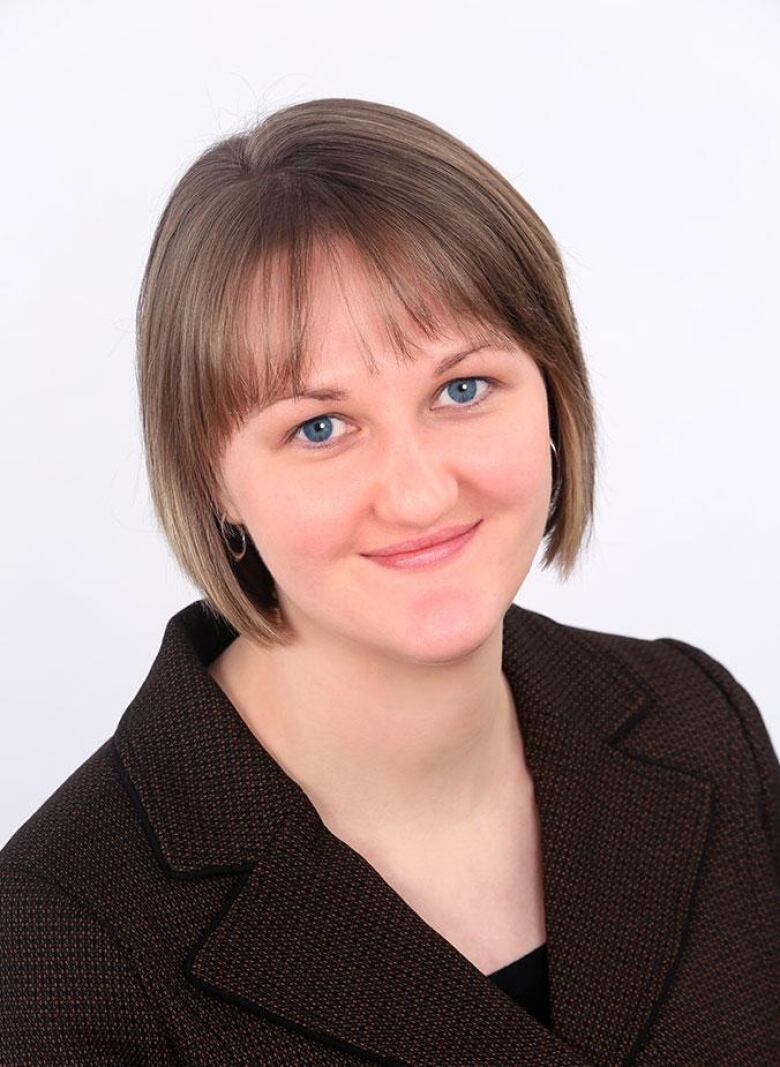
[209,621,527,848]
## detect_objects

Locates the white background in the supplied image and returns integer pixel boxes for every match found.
[1,0,778,847]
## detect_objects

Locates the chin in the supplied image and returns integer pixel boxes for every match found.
[383,592,503,661]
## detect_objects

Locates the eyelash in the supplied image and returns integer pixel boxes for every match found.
[284,376,501,452]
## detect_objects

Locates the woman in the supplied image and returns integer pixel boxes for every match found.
[0,98,777,1065]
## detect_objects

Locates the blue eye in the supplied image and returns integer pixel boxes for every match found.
[285,376,499,452]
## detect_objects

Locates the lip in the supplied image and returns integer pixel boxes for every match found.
[361,520,482,558]
[362,519,482,570]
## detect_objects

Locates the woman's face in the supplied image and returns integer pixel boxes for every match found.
[218,249,553,663]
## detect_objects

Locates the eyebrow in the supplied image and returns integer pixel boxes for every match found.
[259,343,498,411]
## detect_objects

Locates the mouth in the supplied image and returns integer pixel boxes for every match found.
[362,520,481,558]
[362,519,482,571]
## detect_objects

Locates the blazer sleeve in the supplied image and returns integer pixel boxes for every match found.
[0,866,175,1065]
[657,636,780,882]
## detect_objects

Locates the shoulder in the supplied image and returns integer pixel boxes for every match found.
[512,601,768,728]
[513,603,780,871]
[0,865,169,1050]
[0,743,173,1059]
[0,736,154,953]
[0,738,126,889]
[562,614,776,782]
[509,601,753,699]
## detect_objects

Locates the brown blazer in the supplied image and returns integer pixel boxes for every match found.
[1,598,778,1066]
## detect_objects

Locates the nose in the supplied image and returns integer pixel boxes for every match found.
[366,431,461,528]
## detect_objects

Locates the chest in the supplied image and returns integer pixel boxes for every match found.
[339,782,547,976]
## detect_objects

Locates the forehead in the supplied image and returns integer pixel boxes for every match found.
[307,243,461,356]
[247,235,510,394]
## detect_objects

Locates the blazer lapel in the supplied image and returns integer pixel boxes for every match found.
[113,600,714,1067]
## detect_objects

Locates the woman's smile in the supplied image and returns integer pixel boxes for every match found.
[361,519,482,570]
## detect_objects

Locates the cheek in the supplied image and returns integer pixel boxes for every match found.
[244,475,348,564]
[464,418,551,506]
[222,433,347,565]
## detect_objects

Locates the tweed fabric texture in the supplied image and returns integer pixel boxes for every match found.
[0,598,778,1066]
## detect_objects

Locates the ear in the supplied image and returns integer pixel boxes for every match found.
[213,479,242,527]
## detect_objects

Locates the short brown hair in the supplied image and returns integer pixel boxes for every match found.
[136,98,598,647]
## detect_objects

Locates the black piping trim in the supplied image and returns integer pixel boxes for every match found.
[107,628,717,1067]
[562,626,719,1064]
[656,635,779,864]
[110,737,247,881]
[109,737,410,1065]
[624,781,717,1065]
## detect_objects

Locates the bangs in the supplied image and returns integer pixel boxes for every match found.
[214,177,535,442]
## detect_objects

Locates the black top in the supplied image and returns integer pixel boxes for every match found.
[487,942,552,1029]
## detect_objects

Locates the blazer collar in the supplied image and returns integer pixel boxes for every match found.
[113,599,714,1067]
